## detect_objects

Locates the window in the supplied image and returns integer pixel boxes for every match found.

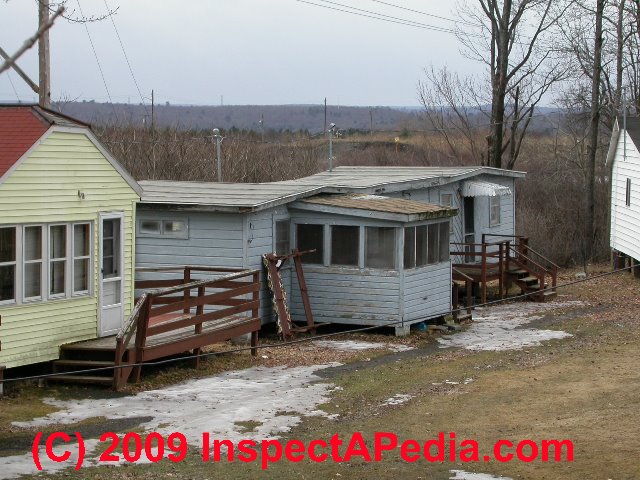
[163,220,186,236]
[439,222,450,262]
[490,196,501,226]
[0,227,16,302]
[138,218,188,238]
[140,220,161,234]
[331,225,359,266]
[23,226,43,300]
[297,224,324,264]
[49,225,67,296]
[365,227,396,269]
[440,193,453,207]
[626,178,631,207]
[73,224,91,294]
[275,220,290,255]
[404,222,450,268]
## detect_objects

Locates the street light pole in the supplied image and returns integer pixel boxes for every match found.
[213,128,223,182]
[328,123,336,172]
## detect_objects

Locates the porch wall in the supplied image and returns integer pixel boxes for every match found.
[403,261,452,322]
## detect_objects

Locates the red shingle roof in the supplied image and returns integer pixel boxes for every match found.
[0,105,90,179]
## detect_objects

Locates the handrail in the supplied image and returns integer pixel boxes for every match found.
[520,245,560,271]
[452,267,474,282]
[136,265,248,274]
[113,267,261,390]
[508,245,549,274]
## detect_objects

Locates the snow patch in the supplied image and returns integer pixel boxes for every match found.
[450,470,512,480]
[4,364,339,479]
[382,394,413,406]
[437,301,581,351]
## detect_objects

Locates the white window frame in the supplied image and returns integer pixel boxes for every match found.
[22,225,45,302]
[0,226,18,306]
[0,222,94,305]
[489,196,501,227]
[440,193,454,207]
[72,222,92,296]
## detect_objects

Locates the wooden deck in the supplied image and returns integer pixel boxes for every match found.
[54,267,262,390]
[451,236,558,304]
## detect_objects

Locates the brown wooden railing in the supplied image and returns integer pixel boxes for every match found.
[451,241,507,303]
[453,235,558,303]
[451,267,474,319]
[113,266,261,390]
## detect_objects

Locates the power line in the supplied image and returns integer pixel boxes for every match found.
[293,0,461,35]
[368,0,476,27]
[1,265,631,385]
[103,0,148,116]
[6,71,21,102]
[76,0,118,121]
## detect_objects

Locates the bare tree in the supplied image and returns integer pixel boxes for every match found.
[457,0,570,169]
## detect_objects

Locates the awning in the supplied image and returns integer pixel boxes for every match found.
[462,181,512,197]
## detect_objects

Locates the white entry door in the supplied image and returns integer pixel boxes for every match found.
[99,213,124,336]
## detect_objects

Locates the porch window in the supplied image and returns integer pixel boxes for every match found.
[73,223,91,294]
[0,227,16,302]
[331,225,359,266]
[140,220,161,235]
[138,218,188,238]
[626,178,631,206]
[404,222,450,268]
[24,226,43,300]
[365,227,396,269]
[490,196,501,226]
[297,224,324,264]
[439,222,450,262]
[275,220,290,255]
[49,225,67,297]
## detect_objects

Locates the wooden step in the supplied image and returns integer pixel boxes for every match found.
[508,269,528,275]
[48,375,113,385]
[53,359,114,368]
[518,276,539,284]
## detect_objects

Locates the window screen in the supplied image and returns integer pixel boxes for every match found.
[331,225,359,266]
[297,224,324,264]
[275,220,290,255]
[365,227,396,269]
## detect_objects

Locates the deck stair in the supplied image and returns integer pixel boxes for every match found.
[452,235,559,304]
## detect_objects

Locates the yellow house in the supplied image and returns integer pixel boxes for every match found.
[0,105,140,371]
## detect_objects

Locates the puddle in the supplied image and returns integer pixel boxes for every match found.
[437,302,581,351]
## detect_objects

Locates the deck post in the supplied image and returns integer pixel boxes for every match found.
[465,279,473,314]
[133,296,152,383]
[0,365,5,396]
[481,242,487,304]
[192,285,205,369]
[183,267,191,315]
[452,282,459,321]
[113,337,123,391]
[251,271,260,356]
[505,240,512,295]
[498,242,504,299]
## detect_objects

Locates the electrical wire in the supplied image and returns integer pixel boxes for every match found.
[368,0,476,27]
[5,71,21,103]
[1,265,632,385]
[103,0,148,117]
[293,0,465,35]
[76,0,118,122]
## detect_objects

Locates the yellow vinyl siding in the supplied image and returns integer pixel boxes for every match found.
[0,130,138,368]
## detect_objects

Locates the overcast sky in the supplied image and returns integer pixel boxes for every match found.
[1,0,481,107]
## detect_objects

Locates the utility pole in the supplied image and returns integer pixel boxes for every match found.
[151,89,155,131]
[38,0,51,108]
[213,128,223,182]
[324,97,327,136]
[328,123,336,172]
[369,108,373,136]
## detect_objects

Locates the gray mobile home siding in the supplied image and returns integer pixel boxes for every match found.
[403,262,451,322]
